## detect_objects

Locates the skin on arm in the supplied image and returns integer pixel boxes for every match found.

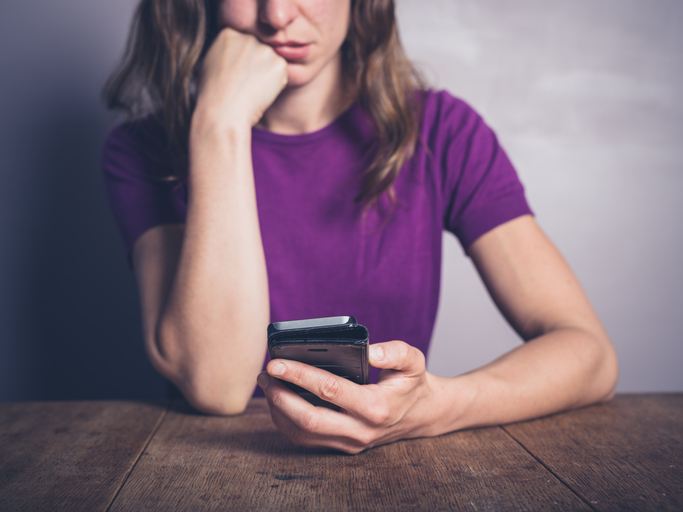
[132,29,288,415]
[258,215,619,452]
[430,214,619,431]
[133,128,270,416]
[130,0,356,415]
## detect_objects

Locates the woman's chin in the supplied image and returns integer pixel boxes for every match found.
[284,66,313,89]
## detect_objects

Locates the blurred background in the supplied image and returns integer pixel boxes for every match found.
[0,0,681,401]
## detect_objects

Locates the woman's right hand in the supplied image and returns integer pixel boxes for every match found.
[194,28,288,131]
[136,29,279,416]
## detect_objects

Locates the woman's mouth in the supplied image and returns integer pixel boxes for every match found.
[269,42,311,61]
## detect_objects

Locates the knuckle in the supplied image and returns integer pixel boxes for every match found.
[287,364,303,381]
[356,430,376,448]
[288,428,309,446]
[256,43,269,56]
[318,375,341,401]
[367,403,391,426]
[414,347,425,367]
[268,387,286,409]
[219,29,235,43]
[398,342,411,364]
[299,410,321,433]
[270,412,288,433]
[343,445,364,455]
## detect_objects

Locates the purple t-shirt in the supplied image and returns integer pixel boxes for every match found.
[102,89,532,385]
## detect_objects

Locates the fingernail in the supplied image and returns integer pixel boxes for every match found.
[370,344,384,361]
[271,361,286,376]
[257,372,269,390]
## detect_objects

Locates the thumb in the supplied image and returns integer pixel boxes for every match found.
[369,340,426,377]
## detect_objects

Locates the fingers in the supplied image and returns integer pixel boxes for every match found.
[369,341,426,377]
[258,373,372,454]
[196,28,288,128]
[256,342,430,453]
[268,405,369,454]
[263,359,371,412]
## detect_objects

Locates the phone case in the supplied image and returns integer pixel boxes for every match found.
[267,316,369,407]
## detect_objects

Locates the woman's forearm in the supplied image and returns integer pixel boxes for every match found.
[424,326,618,436]
[156,117,270,415]
[143,30,287,415]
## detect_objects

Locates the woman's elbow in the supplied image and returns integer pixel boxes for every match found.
[146,332,255,416]
[182,383,252,416]
[594,333,619,403]
[168,366,255,416]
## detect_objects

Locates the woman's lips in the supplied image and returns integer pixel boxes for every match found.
[269,43,311,61]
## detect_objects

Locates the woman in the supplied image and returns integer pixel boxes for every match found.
[102,0,618,454]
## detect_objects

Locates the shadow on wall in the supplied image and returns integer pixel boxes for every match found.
[12,99,165,401]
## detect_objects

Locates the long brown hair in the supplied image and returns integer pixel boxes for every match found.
[103,0,424,206]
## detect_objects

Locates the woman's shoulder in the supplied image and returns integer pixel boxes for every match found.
[102,114,172,179]
[418,88,483,133]
[104,114,167,155]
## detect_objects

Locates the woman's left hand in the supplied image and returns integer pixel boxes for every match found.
[257,341,440,454]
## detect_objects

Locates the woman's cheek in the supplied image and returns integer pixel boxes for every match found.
[308,0,351,29]
[216,1,256,31]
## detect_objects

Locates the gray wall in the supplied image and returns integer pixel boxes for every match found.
[0,0,165,400]
[403,0,683,391]
[0,0,681,401]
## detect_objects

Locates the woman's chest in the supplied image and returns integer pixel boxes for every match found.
[252,145,444,312]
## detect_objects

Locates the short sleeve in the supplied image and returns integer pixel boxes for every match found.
[101,117,187,258]
[426,91,533,249]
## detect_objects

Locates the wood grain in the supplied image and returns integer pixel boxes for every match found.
[110,398,588,511]
[504,393,683,512]
[0,401,167,512]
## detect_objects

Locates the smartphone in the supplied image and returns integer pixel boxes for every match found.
[267,316,369,407]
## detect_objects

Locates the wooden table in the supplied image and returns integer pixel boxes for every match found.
[1,394,681,511]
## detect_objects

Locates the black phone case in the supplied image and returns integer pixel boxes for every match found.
[267,316,369,407]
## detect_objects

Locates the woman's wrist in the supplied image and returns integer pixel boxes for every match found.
[188,111,253,186]
[415,372,480,437]
[190,105,252,149]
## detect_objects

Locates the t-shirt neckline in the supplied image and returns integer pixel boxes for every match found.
[251,103,362,146]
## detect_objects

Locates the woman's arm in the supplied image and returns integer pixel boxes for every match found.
[133,29,287,415]
[257,215,618,452]
[427,214,618,431]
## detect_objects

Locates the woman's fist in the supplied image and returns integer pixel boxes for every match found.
[194,29,288,130]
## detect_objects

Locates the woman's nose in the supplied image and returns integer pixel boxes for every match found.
[259,0,299,31]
